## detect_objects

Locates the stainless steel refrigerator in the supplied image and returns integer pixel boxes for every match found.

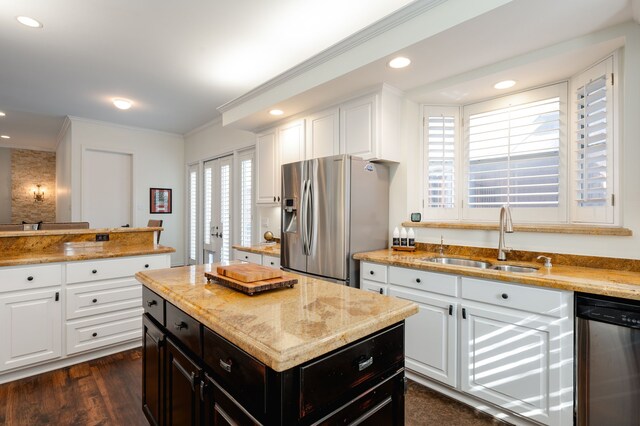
[281,155,389,287]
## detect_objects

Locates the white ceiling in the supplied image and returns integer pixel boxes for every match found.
[0,0,414,150]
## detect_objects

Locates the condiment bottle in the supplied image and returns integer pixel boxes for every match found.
[400,227,408,246]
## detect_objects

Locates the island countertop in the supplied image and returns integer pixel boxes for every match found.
[136,262,418,372]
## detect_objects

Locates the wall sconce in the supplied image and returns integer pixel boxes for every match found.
[33,184,45,202]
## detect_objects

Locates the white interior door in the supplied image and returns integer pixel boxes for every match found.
[203,156,233,263]
[82,149,132,228]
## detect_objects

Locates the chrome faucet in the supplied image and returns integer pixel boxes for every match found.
[497,205,514,261]
[439,235,445,256]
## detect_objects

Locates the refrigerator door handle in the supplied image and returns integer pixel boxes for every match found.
[301,179,309,255]
[307,178,313,254]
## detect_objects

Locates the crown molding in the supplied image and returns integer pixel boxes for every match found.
[184,115,223,138]
[66,115,184,138]
[217,0,446,114]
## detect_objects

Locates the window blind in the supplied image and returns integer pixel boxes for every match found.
[240,158,253,247]
[426,114,456,208]
[203,167,212,245]
[220,164,230,262]
[575,75,607,207]
[467,97,560,208]
[189,170,197,262]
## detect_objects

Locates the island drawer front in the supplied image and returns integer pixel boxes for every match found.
[66,308,143,355]
[66,255,167,284]
[262,255,280,269]
[202,327,267,415]
[461,277,563,317]
[166,302,201,357]
[0,264,63,292]
[389,266,458,297]
[66,279,141,320]
[234,250,262,265]
[362,262,387,283]
[143,287,165,325]
[299,323,404,418]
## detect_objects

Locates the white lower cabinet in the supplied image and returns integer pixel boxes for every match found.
[234,249,281,269]
[0,288,62,372]
[66,308,143,355]
[360,261,574,426]
[261,254,280,269]
[360,280,387,295]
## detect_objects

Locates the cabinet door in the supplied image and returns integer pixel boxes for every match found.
[340,95,377,159]
[143,315,165,426]
[278,120,305,166]
[202,374,261,426]
[256,130,278,204]
[389,287,457,387]
[0,288,62,372]
[460,304,559,425]
[166,339,202,426]
[360,280,387,295]
[306,108,339,159]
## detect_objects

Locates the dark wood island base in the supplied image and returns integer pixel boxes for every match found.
[142,288,406,425]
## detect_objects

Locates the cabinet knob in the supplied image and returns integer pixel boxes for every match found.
[369,270,374,275]
[174,321,187,331]
[92,298,98,304]
[270,262,274,265]
[92,269,97,274]
[273,196,276,202]
[415,278,421,283]
[147,300,157,307]
[144,264,150,268]
[379,288,383,295]
[92,332,98,337]
[27,276,34,281]
[501,293,509,299]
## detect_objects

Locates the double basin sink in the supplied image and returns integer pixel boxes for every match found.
[425,256,539,273]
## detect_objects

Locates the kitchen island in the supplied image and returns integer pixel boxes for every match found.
[136,262,417,425]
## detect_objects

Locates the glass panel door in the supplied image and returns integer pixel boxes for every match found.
[203,156,233,263]
[187,164,198,265]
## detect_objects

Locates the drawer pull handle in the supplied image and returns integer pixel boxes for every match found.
[27,276,34,281]
[415,278,421,283]
[189,372,197,392]
[501,293,509,300]
[449,305,453,316]
[219,359,232,373]
[462,308,467,320]
[270,262,274,265]
[147,300,157,307]
[199,380,208,402]
[369,270,374,275]
[174,321,187,331]
[92,269,97,274]
[92,298,98,304]
[92,332,98,337]
[379,288,383,295]
[144,264,150,268]
[358,357,374,371]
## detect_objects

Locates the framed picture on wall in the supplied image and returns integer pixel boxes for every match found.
[150,188,172,214]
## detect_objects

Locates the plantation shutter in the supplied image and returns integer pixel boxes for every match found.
[239,151,254,247]
[572,56,614,224]
[187,165,198,265]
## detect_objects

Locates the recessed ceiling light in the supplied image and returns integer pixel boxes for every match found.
[16,16,43,28]
[494,80,516,90]
[1,135,10,139]
[112,98,133,110]
[388,56,411,69]
[269,109,284,116]
[0,112,5,117]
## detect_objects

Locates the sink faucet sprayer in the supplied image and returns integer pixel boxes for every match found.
[497,205,514,261]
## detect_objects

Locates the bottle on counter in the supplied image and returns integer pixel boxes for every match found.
[392,227,400,246]
[408,228,415,247]
[400,227,408,246]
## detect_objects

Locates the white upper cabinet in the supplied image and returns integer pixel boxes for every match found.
[306,108,339,160]
[256,129,279,204]
[278,120,305,165]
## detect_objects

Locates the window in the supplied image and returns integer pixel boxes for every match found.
[421,53,618,225]
[187,164,198,265]
[238,150,254,246]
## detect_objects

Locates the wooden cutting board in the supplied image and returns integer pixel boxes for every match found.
[216,263,283,283]
[205,269,297,296]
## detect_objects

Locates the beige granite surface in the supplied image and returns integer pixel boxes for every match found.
[0,227,174,267]
[232,243,280,257]
[402,221,632,236]
[136,262,418,372]
[354,249,640,301]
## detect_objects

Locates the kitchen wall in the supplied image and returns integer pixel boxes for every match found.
[56,120,72,222]
[58,117,185,266]
[0,148,11,223]
[11,148,56,223]
[390,22,640,260]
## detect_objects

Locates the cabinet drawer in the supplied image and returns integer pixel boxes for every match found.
[233,250,262,265]
[166,302,201,357]
[262,255,280,269]
[0,264,62,292]
[361,280,387,295]
[143,287,165,325]
[203,327,267,415]
[299,323,404,418]
[461,277,564,317]
[66,308,143,355]
[361,262,387,283]
[389,266,458,297]
[66,279,141,320]
[66,255,168,284]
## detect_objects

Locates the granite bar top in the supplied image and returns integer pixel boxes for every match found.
[0,226,162,238]
[232,243,280,257]
[354,249,640,301]
[136,263,418,372]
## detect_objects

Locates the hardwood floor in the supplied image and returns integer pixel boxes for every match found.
[0,349,507,425]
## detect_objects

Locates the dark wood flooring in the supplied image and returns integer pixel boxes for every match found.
[0,349,508,425]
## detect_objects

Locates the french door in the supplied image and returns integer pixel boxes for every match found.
[203,156,233,263]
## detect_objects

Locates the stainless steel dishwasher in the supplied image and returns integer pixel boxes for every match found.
[576,293,640,426]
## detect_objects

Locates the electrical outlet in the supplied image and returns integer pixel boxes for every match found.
[96,234,109,242]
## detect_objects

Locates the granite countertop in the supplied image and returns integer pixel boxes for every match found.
[232,243,280,257]
[0,226,162,238]
[354,249,640,301]
[136,262,417,372]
